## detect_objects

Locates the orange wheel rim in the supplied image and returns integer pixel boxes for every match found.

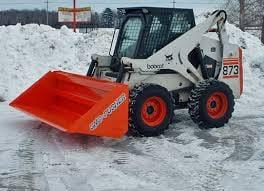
[141,96,167,127]
[206,92,228,119]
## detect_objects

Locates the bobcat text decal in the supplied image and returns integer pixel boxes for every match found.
[147,64,164,69]
[89,93,127,131]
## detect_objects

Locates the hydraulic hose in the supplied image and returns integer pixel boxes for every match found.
[116,63,125,83]
[86,60,97,77]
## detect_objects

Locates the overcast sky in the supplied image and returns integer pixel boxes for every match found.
[0,0,224,12]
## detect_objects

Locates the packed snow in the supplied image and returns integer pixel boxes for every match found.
[1,23,264,191]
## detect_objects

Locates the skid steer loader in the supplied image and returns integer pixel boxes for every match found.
[10,8,243,138]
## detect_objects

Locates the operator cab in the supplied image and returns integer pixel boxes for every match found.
[110,7,196,72]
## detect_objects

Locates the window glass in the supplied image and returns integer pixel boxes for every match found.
[139,11,193,58]
[169,13,192,34]
[144,16,169,57]
[118,17,142,58]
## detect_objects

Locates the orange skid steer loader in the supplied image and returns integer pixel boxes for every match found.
[10,8,243,138]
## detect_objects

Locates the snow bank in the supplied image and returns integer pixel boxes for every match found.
[0,24,113,101]
[0,23,263,102]
[225,23,264,108]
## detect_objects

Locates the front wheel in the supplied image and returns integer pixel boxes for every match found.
[188,79,235,129]
[129,84,174,137]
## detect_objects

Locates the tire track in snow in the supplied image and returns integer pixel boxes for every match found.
[112,150,130,165]
[224,125,259,161]
[189,115,262,190]
[108,136,197,190]
[193,161,225,191]
[108,137,150,165]
[0,138,36,190]
[0,121,49,191]
[37,125,96,191]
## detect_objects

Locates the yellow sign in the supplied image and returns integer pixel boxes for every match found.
[58,7,91,23]
[58,7,91,12]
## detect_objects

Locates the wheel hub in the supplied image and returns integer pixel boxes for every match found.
[141,96,167,127]
[206,92,228,119]
[210,100,217,109]
[147,106,155,114]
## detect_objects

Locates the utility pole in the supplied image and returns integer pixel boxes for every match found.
[46,0,49,25]
[73,0,76,32]
[172,0,176,8]
[239,0,245,31]
[261,16,264,44]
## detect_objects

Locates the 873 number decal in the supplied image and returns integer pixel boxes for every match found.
[223,65,239,77]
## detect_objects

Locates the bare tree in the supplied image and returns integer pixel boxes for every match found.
[0,9,104,30]
[224,0,263,25]
[224,0,264,43]
[262,16,264,43]
[239,0,245,31]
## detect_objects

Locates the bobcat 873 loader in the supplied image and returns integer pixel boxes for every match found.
[10,8,243,138]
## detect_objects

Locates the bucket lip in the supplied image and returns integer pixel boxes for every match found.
[8,103,73,132]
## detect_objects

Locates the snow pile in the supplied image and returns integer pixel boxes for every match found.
[225,23,264,108]
[0,23,264,102]
[0,24,113,101]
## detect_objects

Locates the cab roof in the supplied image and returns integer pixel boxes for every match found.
[118,7,194,15]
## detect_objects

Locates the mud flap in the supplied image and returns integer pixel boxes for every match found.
[10,71,129,138]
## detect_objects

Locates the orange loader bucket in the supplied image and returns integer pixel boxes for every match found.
[10,71,129,138]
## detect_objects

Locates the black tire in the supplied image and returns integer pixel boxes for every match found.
[188,79,235,129]
[129,84,174,137]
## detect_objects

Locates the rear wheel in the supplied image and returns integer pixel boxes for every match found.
[129,84,174,137]
[188,79,235,129]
